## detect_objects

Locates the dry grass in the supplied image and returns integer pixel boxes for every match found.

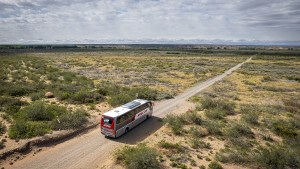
[142,54,300,169]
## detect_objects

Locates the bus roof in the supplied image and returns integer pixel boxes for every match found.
[103,99,149,118]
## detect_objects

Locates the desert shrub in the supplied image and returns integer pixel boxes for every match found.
[99,82,169,105]
[205,108,226,119]
[0,97,28,115]
[9,121,51,139]
[16,101,68,121]
[108,93,134,106]
[69,90,102,104]
[208,161,223,169]
[115,144,160,169]
[130,87,158,100]
[164,114,184,135]
[255,145,300,169]
[240,103,284,115]
[200,96,217,109]
[216,148,249,164]
[283,98,300,113]
[61,71,77,83]
[225,123,254,139]
[98,82,121,96]
[30,92,45,101]
[156,92,174,100]
[0,139,4,149]
[158,140,186,153]
[199,165,206,169]
[241,112,259,125]
[271,120,298,138]
[227,137,254,150]
[200,97,235,115]
[189,137,211,149]
[202,120,224,135]
[182,110,202,125]
[286,75,300,82]
[0,122,6,135]
[189,126,209,138]
[52,109,89,130]
[7,84,35,96]
[56,91,70,100]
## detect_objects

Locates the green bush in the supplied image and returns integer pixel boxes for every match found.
[271,120,298,138]
[189,137,211,149]
[241,112,259,125]
[158,140,185,153]
[255,145,300,169]
[130,87,158,100]
[0,122,6,135]
[200,97,235,115]
[52,109,89,130]
[227,137,253,150]
[16,101,68,121]
[200,96,217,109]
[115,144,160,169]
[9,121,51,139]
[182,110,202,125]
[216,148,248,164]
[0,139,4,149]
[164,114,184,135]
[208,161,223,169]
[108,93,134,106]
[205,108,226,119]
[30,92,45,101]
[202,120,223,135]
[283,98,300,113]
[0,96,27,115]
[70,90,102,104]
[56,91,70,100]
[189,126,208,138]
[7,85,34,96]
[225,123,254,139]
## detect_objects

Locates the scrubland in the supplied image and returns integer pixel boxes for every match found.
[0,50,246,153]
[115,54,300,169]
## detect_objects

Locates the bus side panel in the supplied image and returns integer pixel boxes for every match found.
[115,106,153,138]
[132,108,151,127]
[116,126,126,138]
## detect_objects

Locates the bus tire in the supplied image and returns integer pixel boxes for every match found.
[125,127,129,134]
[146,115,149,119]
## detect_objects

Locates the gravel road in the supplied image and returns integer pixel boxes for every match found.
[3,57,251,169]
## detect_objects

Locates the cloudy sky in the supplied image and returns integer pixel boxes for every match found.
[0,0,300,44]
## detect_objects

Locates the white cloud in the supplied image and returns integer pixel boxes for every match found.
[0,0,299,43]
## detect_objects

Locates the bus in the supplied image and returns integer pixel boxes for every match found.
[100,99,153,138]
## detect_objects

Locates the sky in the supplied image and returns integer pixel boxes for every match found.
[0,0,300,44]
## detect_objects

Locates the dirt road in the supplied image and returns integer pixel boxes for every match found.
[2,57,251,169]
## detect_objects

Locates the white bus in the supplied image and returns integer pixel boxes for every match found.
[100,99,153,138]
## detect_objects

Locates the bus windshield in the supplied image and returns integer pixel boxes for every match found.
[102,117,113,126]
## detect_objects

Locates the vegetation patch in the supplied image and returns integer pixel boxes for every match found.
[115,143,160,169]
[158,140,186,153]
[8,101,89,139]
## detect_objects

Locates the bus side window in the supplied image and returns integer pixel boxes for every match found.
[117,114,126,124]
[116,116,121,124]
[135,107,141,114]
[128,111,134,118]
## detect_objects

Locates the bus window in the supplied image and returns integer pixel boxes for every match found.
[102,116,113,127]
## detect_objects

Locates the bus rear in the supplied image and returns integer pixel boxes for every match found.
[100,115,116,138]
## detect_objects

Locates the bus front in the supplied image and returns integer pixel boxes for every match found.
[100,115,116,138]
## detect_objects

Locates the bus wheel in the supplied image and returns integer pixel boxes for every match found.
[146,115,149,119]
[125,128,129,134]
